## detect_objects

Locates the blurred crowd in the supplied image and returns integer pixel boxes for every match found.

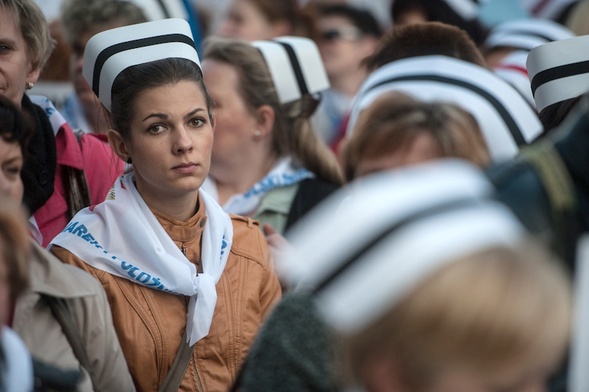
[1,0,589,391]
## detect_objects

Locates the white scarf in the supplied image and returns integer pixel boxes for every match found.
[49,172,233,346]
[204,157,314,216]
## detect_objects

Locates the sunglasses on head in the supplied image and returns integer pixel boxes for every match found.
[320,26,363,42]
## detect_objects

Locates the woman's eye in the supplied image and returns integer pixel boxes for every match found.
[148,124,166,134]
[189,118,205,127]
[4,165,21,178]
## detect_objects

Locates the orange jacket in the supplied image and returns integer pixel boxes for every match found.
[52,201,282,392]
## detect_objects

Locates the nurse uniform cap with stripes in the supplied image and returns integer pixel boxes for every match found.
[251,36,330,104]
[281,159,525,334]
[82,18,200,112]
[346,55,543,162]
[484,18,575,52]
[527,35,589,113]
[493,50,535,107]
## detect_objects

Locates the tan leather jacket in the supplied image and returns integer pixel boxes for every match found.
[52,199,282,392]
[14,241,134,391]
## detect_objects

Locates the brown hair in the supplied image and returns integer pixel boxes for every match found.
[0,194,30,303]
[203,37,343,185]
[342,92,490,181]
[344,241,572,390]
[363,22,486,72]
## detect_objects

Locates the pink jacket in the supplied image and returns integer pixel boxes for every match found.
[31,97,123,246]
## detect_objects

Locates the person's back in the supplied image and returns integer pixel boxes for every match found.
[487,94,589,268]
[14,242,135,391]
[234,160,572,392]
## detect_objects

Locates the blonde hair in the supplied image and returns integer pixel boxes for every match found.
[0,194,30,303]
[342,92,491,181]
[203,37,343,185]
[343,241,572,390]
[1,0,54,71]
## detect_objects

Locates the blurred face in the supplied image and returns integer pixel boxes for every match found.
[201,59,260,167]
[217,0,276,41]
[0,137,24,203]
[355,132,443,178]
[116,81,213,206]
[394,9,428,26]
[0,9,40,107]
[365,347,564,392]
[70,22,127,122]
[426,354,562,392]
[317,15,370,80]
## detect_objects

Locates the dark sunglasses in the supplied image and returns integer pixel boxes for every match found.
[319,27,363,42]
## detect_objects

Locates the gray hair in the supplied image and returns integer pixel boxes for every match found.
[61,0,147,43]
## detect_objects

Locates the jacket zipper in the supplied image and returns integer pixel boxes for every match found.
[193,356,204,392]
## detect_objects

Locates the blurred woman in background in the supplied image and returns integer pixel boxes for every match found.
[202,36,343,235]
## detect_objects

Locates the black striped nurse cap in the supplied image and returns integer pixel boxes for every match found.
[82,18,200,112]
[282,159,525,334]
[484,18,574,52]
[527,34,589,112]
[346,55,543,162]
[251,36,330,104]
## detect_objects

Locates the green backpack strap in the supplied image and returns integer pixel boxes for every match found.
[519,140,577,260]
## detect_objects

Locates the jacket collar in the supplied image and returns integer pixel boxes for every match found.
[29,241,95,298]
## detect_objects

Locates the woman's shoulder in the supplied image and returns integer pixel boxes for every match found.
[228,214,270,268]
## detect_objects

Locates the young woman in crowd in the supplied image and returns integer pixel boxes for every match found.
[202,36,343,235]
[50,18,282,391]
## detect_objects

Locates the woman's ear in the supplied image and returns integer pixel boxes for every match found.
[26,65,41,86]
[255,104,275,139]
[107,129,130,161]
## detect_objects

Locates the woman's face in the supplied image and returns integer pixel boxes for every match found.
[365,349,563,392]
[426,356,561,392]
[201,59,261,167]
[117,80,213,205]
[217,0,276,41]
[0,137,24,203]
[0,9,40,107]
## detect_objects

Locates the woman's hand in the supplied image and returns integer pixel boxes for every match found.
[263,223,294,290]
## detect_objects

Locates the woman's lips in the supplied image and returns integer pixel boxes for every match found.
[172,162,198,174]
